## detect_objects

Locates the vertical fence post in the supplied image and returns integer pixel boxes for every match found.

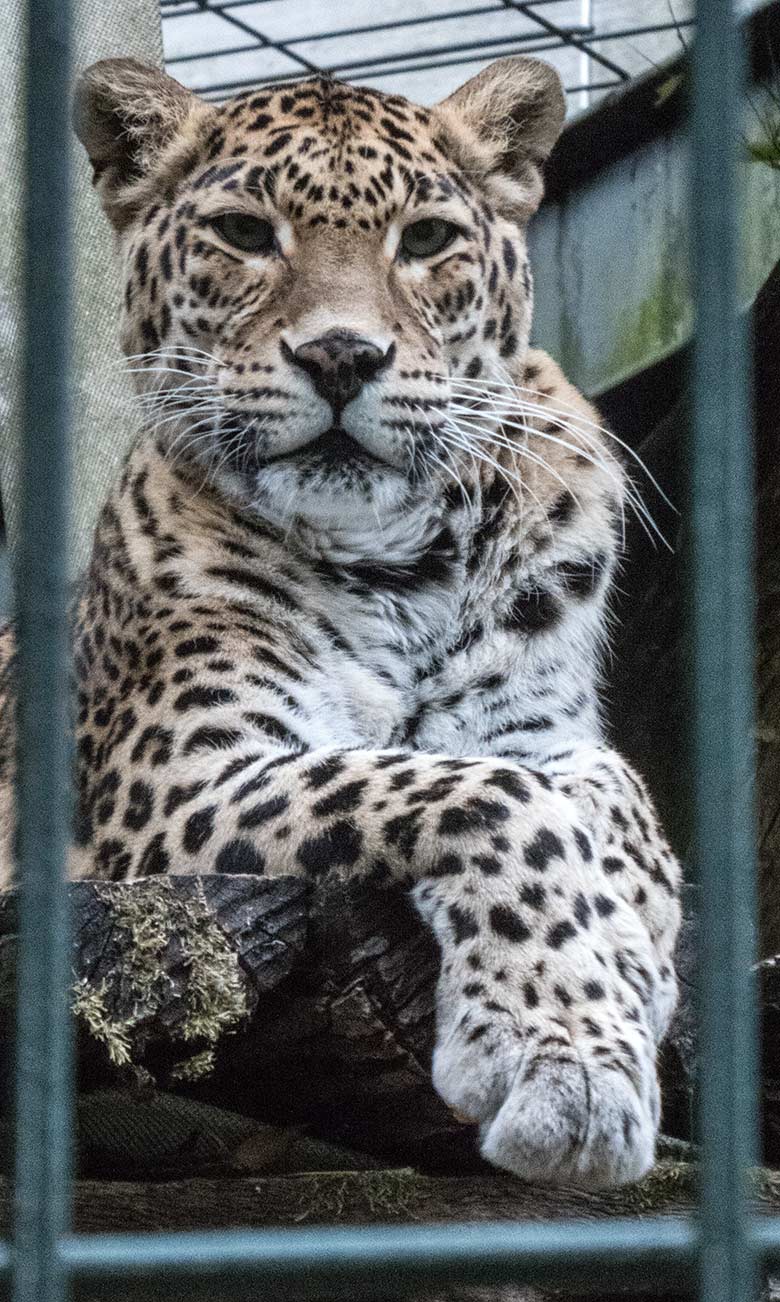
[12,1,73,1299]
[690,1,758,1300]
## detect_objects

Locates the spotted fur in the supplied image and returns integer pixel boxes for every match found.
[0,56,681,1189]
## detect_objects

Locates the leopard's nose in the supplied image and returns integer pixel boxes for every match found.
[282,330,395,412]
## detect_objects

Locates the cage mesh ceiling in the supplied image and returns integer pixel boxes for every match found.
[160,0,700,112]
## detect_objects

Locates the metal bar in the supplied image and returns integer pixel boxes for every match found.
[161,0,697,101]
[578,0,593,111]
[11,0,73,1299]
[504,1,631,80]
[164,6,515,66]
[57,1220,697,1295]
[565,77,620,94]
[185,15,684,100]
[167,17,693,73]
[192,0,321,76]
[689,0,759,1300]
[189,36,564,98]
[332,15,692,63]
[288,25,578,74]
[161,0,278,9]
[9,1210,780,1291]
[282,4,513,46]
[749,1221,780,1257]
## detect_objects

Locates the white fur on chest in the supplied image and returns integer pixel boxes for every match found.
[407,620,603,760]
[297,596,414,748]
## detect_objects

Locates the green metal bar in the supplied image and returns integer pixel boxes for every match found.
[11,1,73,1300]
[8,1211,780,1294]
[690,1,759,1301]
[748,1220,780,1257]
[57,1221,697,1296]
[0,1215,779,1295]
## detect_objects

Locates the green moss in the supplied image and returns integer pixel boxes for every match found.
[747,90,780,171]
[175,883,248,1045]
[616,1159,696,1214]
[609,1159,780,1216]
[288,1169,418,1223]
[70,880,248,1082]
[71,978,134,1068]
[605,265,691,389]
[751,1165,780,1204]
[169,1049,216,1083]
[655,72,685,108]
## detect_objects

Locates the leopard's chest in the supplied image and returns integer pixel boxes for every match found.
[300,581,465,750]
[300,657,409,750]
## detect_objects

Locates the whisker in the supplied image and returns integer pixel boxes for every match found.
[142,401,224,434]
[425,437,476,514]
[134,375,219,393]
[446,401,646,547]
[450,375,676,515]
[211,428,247,481]
[124,345,226,368]
[137,388,222,409]
[445,416,585,530]
[163,421,224,473]
[412,405,476,511]
[124,366,218,382]
[438,424,552,525]
[435,426,523,507]
[523,423,667,551]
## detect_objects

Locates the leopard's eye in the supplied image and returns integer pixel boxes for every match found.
[400,218,459,259]
[210,213,277,254]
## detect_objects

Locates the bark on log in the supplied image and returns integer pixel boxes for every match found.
[0,1162,711,1235]
[3,1160,780,1301]
[0,1161,756,1302]
[0,873,716,1173]
[0,872,468,1168]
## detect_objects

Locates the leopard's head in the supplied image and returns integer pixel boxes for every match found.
[75,56,564,535]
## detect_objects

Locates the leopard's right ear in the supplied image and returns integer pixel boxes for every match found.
[73,58,206,230]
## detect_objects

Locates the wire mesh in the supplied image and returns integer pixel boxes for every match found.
[160,0,699,109]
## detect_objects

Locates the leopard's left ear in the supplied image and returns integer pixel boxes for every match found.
[434,57,565,217]
[73,58,206,231]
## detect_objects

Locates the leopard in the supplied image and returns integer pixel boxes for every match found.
[0,53,681,1190]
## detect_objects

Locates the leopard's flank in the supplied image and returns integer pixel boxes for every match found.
[0,56,681,1189]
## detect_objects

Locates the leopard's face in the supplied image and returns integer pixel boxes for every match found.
[77,58,565,531]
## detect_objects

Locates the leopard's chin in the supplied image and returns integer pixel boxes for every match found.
[230,451,431,543]
[196,418,422,531]
[265,426,385,470]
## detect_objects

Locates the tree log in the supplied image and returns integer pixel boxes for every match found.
[0,874,713,1173]
[0,1161,708,1235]
[2,1160,779,1301]
[0,872,472,1170]
[0,1160,760,1302]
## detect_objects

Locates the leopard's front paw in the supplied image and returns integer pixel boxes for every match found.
[432,987,659,1189]
[477,1046,657,1189]
[418,874,670,1191]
